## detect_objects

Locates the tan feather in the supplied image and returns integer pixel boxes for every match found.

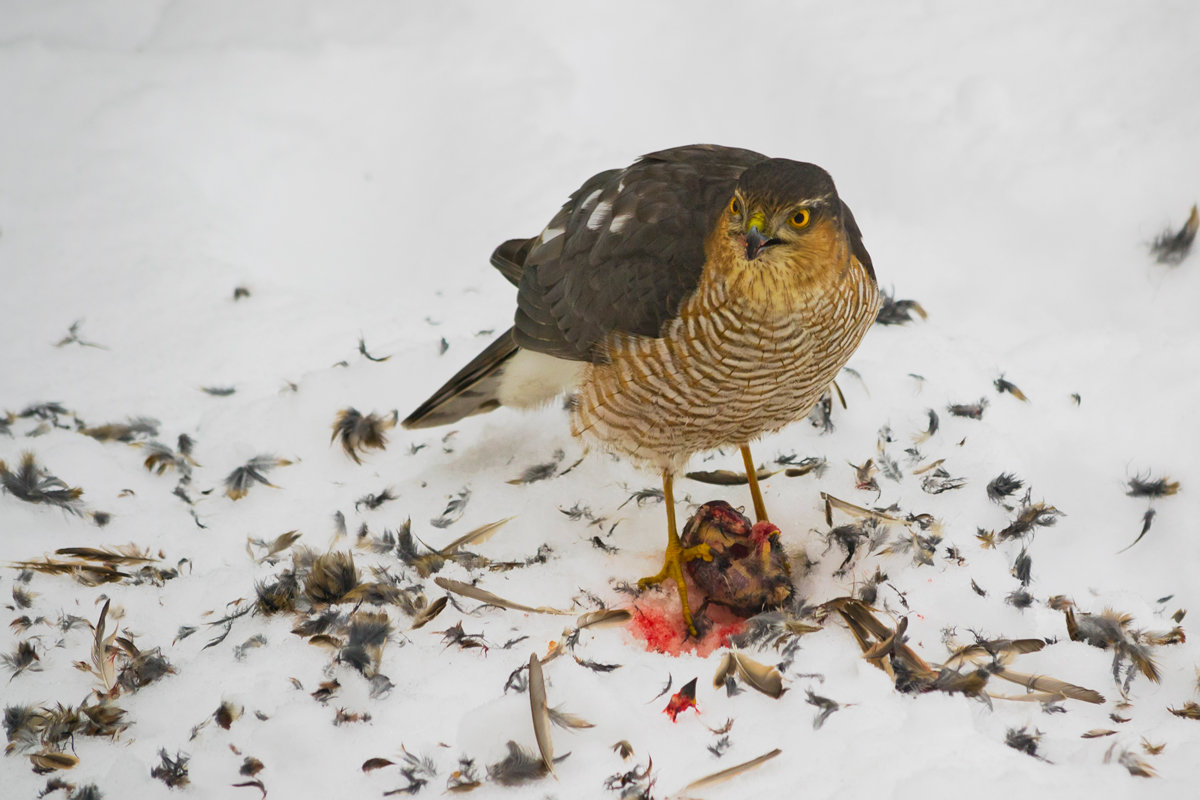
[29,751,79,772]
[410,595,449,630]
[993,668,1105,704]
[91,599,117,693]
[1081,729,1118,738]
[678,748,782,793]
[547,706,594,730]
[436,516,512,555]
[730,651,785,698]
[712,651,736,688]
[575,608,632,630]
[527,653,555,777]
[433,577,569,615]
[685,467,779,486]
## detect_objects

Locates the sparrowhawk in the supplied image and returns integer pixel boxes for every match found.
[404,144,881,634]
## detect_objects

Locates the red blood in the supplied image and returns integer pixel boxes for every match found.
[626,593,747,658]
[663,677,699,721]
[749,521,781,547]
[629,603,687,655]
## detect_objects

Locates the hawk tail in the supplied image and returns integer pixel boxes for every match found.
[402,330,518,429]
[402,328,584,430]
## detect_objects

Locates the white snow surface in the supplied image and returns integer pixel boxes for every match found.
[2,2,1199,798]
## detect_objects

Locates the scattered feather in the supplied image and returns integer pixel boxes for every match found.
[0,451,85,515]
[247,530,302,563]
[663,677,698,722]
[331,408,397,464]
[875,287,927,325]
[231,779,267,798]
[677,748,782,793]
[1081,729,1117,738]
[223,455,291,500]
[997,501,1064,541]
[994,375,1028,402]
[712,650,785,699]
[780,455,827,478]
[987,473,1024,504]
[304,551,361,605]
[151,749,190,788]
[528,653,555,776]
[433,577,568,615]
[355,487,397,512]
[572,655,621,673]
[1105,742,1157,777]
[808,390,835,433]
[386,747,439,795]
[430,488,471,528]
[947,399,987,419]
[618,486,663,508]
[358,335,391,362]
[576,609,632,630]
[1151,203,1198,265]
[1005,727,1043,759]
[921,472,967,494]
[30,751,80,773]
[913,409,939,443]
[1066,607,1162,685]
[509,450,565,484]
[486,741,554,786]
[2,640,41,676]
[215,701,242,730]
[1118,509,1157,553]
[80,417,160,443]
[805,689,840,729]
[410,596,448,630]
[53,320,106,349]
[1126,473,1180,498]
[1169,701,1200,719]
[685,467,779,486]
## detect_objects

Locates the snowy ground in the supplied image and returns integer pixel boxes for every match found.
[2,2,1199,798]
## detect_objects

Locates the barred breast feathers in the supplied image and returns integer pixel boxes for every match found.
[571,245,879,471]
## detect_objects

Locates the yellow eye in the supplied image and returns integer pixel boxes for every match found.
[790,209,811,229]
[729,197,741,215]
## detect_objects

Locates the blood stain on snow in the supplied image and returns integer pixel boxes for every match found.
[626,594,747,658]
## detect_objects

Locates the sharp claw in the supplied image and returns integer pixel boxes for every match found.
[639,541,712,637]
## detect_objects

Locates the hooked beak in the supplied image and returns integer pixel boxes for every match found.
[744,219,778,260]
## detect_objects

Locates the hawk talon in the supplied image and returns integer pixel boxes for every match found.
[638,540,712,637]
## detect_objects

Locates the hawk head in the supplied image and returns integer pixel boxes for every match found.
[714,159,854,294]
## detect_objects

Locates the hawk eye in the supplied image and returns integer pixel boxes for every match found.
[729,197,741,216]
[790,209,811,229]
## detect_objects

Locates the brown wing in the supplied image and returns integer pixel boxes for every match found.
[510,144,769,362]
[839,200,876,283]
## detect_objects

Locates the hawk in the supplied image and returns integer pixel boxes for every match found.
[404,144,881,634]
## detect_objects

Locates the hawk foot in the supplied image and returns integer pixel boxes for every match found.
[638,539,713,637]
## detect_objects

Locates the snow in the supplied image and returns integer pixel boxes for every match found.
[2,2,1199,798]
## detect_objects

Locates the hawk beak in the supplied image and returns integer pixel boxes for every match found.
[744,226,777,260]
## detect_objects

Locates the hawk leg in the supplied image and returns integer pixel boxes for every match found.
[638,470,712,636]
[740,444,769,523]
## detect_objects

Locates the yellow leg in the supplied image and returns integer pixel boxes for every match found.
[638,470,712,636]
[740,444,769,523]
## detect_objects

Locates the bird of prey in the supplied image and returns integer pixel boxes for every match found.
[404,144,880,634]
